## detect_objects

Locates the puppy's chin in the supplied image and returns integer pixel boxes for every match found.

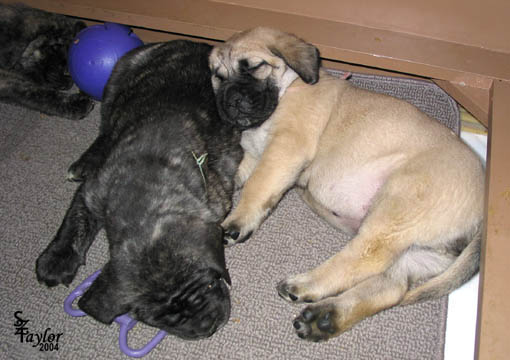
[134,268,231,340]
[216,77,279,129]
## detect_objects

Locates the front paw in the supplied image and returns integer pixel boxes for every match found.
[67,151,104,182]
[64,92,95,120]
[221,204,269,246]
[221,222,253,246]
[221,213,260,246]
[276,276,319,304]
[67,158,94,182]
[36,246,83,287]
[292,304,340,342]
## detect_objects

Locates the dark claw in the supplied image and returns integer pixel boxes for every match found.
[67,175,84,183]
[223,226,253,245]
[302,308,314,322]
[293,306,338,341]
[67,160,93,182]
[276,281,300,303]
[226,229,239,240]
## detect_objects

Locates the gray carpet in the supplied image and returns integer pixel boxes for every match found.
[0,71,458,360]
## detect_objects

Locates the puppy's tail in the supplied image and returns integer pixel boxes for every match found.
[400,223,482,306]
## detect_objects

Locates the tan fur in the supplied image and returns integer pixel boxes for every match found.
[210,27,485,341]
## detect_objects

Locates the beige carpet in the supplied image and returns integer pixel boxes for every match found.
[0,71,458,359]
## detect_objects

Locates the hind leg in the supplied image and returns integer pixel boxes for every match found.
[280,150,482,339]
[290,244,455,341]
[278,165,442,303]
[277,220,410,303]
[291,271,407,341]
[36,183,102,287]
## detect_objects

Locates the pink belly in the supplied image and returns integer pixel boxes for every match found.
[307,154,405,232]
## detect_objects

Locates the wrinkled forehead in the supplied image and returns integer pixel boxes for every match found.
[209,42,275,74]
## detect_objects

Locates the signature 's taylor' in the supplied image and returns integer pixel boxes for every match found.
[14,311,63,350]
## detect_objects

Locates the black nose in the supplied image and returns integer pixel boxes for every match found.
[226,93,242,117]
[229,93,243,107]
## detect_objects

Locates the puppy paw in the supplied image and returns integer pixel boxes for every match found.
[221,223,253,246]
[67,150,104,182]
[36,246,84,287]
[67,158,94,182]
[221,215,258,246]
[64,92,95,120]
[292,305,340,342]
[53,74,74,91]
[276,276,320,303]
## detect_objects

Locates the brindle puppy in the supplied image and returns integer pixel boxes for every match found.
[36,40,243,339]
[0,4,93,119]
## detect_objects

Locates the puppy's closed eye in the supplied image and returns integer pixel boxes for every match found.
[239,59,272,80]
[239,59,265,71]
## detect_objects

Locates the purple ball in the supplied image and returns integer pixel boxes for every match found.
[68,23,143,101]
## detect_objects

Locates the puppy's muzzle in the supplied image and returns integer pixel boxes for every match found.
[171,277,231,339]
[143,269,232,340]
[216,77,279,129]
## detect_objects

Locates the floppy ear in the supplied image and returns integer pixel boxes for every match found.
[268,32,321,84]
[78,264,130,324]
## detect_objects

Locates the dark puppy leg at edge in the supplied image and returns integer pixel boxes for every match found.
[36,183,102,287]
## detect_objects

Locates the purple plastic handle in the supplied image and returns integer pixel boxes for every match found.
[64,270,167,358]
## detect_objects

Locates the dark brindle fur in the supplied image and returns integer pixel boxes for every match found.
[0,4,93,119]
[36,40,243,339]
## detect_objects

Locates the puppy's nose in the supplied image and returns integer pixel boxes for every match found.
[227,93,245,114]
[230,93,243,107]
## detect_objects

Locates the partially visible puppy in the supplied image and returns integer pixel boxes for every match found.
[0,4,93,119]
[209,27,484,342]
[36,40,243,339]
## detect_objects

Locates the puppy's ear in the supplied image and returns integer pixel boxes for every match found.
[73,21,86,36]
[269,32,321,84]
[78,264,130,324]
